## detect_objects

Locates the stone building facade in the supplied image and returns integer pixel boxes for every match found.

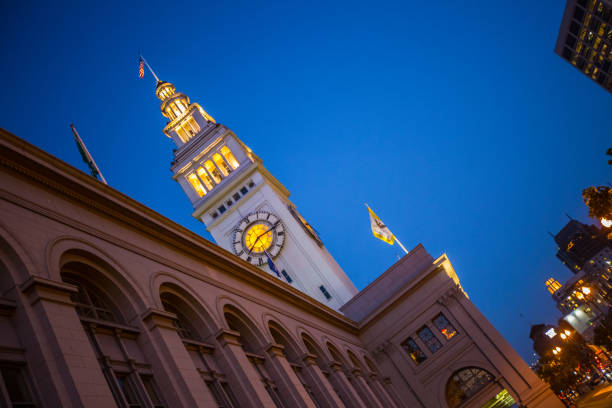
[0,128,562,407]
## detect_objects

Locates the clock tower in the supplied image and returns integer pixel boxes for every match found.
[156,80,357,309]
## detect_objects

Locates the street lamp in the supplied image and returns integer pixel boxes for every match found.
[582,287,591,296]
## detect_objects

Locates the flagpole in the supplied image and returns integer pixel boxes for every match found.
[394,237,409,254]
[139,54,160,82]
[70,124,108,185]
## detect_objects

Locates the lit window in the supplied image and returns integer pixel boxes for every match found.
[171,104,181,118]
[204,161,222,183]
[213,153,231,176]
[187,117,200,134]
[166,107,175,120]
[433,314,457,340]
[417,326,442,353]
[401,337,427,365]
[188,174,206,197]
[196,167,214,190]
[176,127,189,143]
[220,146,239,169]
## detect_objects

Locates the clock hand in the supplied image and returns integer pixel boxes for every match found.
[248,221,280,256]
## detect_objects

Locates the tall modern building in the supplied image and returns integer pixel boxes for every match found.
[157,80,357,309]
[554,0,612,93]
[554,219,609,273]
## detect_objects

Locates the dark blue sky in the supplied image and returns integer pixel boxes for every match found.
[1,0,610,362]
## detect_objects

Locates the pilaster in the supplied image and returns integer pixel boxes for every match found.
[213,328,276,407]
[300,354,344,408]
[327,362,366,408]
[263,343,315,408]
[140,308,216,407]
[20,276,116,407]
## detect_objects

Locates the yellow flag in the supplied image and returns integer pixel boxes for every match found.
[366,205,395,245]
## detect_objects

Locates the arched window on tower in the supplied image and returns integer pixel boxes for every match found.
[220,146,239,170]
[187,173,207,197]
[213,153,231,177]
[445,367,494,408]
[196,167,215,190]
[204,161,222,184]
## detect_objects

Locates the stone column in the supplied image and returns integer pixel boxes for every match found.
[299,354,344,408]
[349,368,384,408]
[263,343,316,408]
[328,362,366,408]
[140,308,215,407]
[366,374,398,408]
[213,329,276,408]
[20,276,116,407]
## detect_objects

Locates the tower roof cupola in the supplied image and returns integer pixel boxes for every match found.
[156,81,191,121]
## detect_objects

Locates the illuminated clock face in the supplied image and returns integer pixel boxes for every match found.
[232,211,286,266]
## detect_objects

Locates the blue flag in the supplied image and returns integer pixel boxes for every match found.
[266,253,281,278]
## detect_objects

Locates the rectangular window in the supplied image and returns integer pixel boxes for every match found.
[240,186,249,195]
[432,313,457,340]
[220,146,240,169]
[196,167,214,190]
[187,173,206,197]
[206,381,226,407]
[319,285,331,300]
[140,375,164,408]
[400,337,427,365]
[115,373,142,408]
[417,326,442,353]
[281,270,293,283]
[0,364,36,407]
[188,117,200,134]
[218,205,226,214]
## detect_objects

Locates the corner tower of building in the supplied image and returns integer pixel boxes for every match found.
[157,80,357,309]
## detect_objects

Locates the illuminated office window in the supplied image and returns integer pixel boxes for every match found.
[221,146,239,169]
[196,167,214,190]
[188,173,206,197]
[213,153,231,176]
[204,160,222,183]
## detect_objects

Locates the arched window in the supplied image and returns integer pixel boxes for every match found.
[220,146,239,169]
[162,301,198,341]
[63,276,121,323]
[187,173,206,197]
[196,167,214,190]
[204,161,222,183]
[213,153,231,177]
[445,367,494,408]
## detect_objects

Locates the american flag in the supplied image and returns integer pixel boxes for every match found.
[138,58,144,78]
